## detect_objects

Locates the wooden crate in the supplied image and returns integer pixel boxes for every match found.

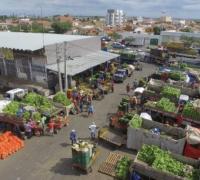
[98,152,124,177]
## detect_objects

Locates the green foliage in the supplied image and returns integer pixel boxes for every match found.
[51,21,72,34]
[129,114,143,128]
[161,86,181,99]
[23,92,52,108]
[110,32,122,41]
[3,101,20,115]
[23,111,30,121]
[156,98,176,113]
[33,112,41,122]
[183,103,200,121]
[169,71,185,81]
[53,92,71,106]
[180,27,193,33]
[153,26,162,35]
[180,63,187,70]
[115,156,131,180]
[138,145,195,179]
[119,112,135,125]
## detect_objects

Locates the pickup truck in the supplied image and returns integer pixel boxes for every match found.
[113,69,127,83]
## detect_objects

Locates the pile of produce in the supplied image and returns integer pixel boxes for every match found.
[3,101,20,115]
[156,98,176,113]
[23,92,53,110]
[183,103,200,121]
[0,131,24,159]
[138,145,200,179]
[169,71,185,81]
[118,98,130,112]
[161,86,181,99]
[118,113,135,125]
[129,114,143,128]
[115,156,132,180]
[53,92,71,106]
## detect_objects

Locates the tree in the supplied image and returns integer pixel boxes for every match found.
[180,27,193,33]
[51,21,72,34]
[153,26,161,35]
[109,32,122,41]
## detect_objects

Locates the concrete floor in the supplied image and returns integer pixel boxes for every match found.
[0,63,157,180]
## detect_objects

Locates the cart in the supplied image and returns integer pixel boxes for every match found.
[72,147,99,173]
[98,127,126,147]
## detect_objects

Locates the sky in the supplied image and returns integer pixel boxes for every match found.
[0,0,200,19]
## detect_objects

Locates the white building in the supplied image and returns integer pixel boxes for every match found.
[160,16,172,23]
[106,9,125,26]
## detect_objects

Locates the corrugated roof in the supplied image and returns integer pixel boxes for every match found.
[46,50,119,76]
[0,32,92,51]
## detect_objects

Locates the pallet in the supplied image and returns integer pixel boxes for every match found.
[98,152,124,177]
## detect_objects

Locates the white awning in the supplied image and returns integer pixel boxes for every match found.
[134,87,145,94]
[46,51,119,76]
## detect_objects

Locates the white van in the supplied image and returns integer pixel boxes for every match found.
[5,88,28,101]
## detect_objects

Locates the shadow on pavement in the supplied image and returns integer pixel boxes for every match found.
[50,158,83,176]
[60,142,71,147]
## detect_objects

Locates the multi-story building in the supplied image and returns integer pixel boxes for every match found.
[160,16,172,23]
[106,9,125,27]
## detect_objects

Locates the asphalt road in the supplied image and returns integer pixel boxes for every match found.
[0,63,157,180]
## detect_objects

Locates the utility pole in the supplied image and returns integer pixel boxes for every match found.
[64,41,68,91]
[56,43,63,92]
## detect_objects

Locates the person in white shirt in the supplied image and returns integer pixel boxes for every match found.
[89,122,97,140]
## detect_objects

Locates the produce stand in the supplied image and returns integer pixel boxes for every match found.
[131,148,200,180]
[127,118,186,154]
[143,103,200,127]
[98,127,126,147]
[98,152,124,177]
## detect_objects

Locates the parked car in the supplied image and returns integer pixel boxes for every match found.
[113,69,127,83]
[101,36,111,41]
[5,88,28,101]
[112,42,126,49]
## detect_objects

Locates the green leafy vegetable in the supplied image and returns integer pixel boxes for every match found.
[156,98,176,113]
[3,101,20,115]
[183,103,200,121]
[161,86,181,99]
[53,92,71,106]
[129,114,143,128]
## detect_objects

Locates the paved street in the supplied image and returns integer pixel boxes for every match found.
[0,63,157,180]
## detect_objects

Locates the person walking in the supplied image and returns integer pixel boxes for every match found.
[88,103,94,116]
[89,122,97,140]
[126,83,130,94]
[70,129,77,145]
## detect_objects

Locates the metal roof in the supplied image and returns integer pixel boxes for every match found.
[46,50,119,76]
[0,32,92,51]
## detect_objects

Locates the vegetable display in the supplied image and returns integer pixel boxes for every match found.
[138,145,199,179]
[183,103,200,121]
[22,111,31,121]
[161,86,181,99]
[32,112,41,122]
[53,92,71,106]
[115,156,131,180]
[129,114,143,128]
[3,101,20,115]
[118,113,135,125]
[156,98,176,113]
[23,92,52,109]
[169,71,185,81]
[118,98,129,112]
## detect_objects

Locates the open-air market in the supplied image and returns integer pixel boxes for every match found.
[1,1,200,180]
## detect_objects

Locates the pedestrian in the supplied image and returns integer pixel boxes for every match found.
[79,100,83,113]
[48,119,55,135]
[89,122,97,140]
[126,83,130,94]
[70,129,77,145]
[41,116,46,135]
[24,121,32,139]
[88,103,94,116]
